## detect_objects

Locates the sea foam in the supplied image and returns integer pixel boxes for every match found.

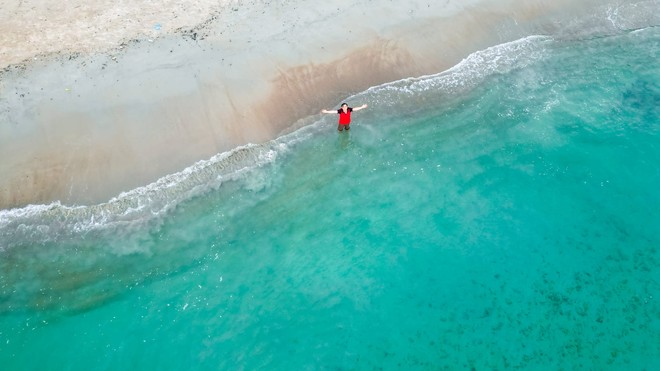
[2,0,658,249]
[0,35,559,251]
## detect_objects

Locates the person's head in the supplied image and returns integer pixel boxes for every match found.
[341,103,348,108]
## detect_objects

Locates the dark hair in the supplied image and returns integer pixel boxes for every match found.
[341,103,348,107]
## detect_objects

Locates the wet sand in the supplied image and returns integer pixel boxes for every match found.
[0,0,608,208]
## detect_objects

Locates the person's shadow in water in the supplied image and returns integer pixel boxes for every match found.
[337,130,353,150]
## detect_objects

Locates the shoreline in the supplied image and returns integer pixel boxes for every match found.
[0,0,643,209]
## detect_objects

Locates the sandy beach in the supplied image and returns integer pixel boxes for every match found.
[0,0,623,208]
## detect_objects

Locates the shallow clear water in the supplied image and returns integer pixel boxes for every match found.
[1,28,659,369]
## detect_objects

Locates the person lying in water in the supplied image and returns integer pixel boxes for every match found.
[321,103,368,131]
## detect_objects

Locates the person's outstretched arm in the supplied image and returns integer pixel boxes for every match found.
[320,109,336,114]
[353,104,368,111]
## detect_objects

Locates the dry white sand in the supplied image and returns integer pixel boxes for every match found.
[0,0,236,68]
[0,0,615,208]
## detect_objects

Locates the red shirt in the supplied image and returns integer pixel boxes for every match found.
[338,107,352,125]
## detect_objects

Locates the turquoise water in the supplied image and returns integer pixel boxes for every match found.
[1,28,659,369]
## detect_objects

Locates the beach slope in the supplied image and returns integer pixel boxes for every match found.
[0,0,626,208]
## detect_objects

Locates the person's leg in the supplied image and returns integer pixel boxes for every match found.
[345,125,350,131]
[337,124,344,131]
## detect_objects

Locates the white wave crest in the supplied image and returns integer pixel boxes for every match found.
[0,136,303,250]
[0,36,555,250]
[352,35,553,107]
